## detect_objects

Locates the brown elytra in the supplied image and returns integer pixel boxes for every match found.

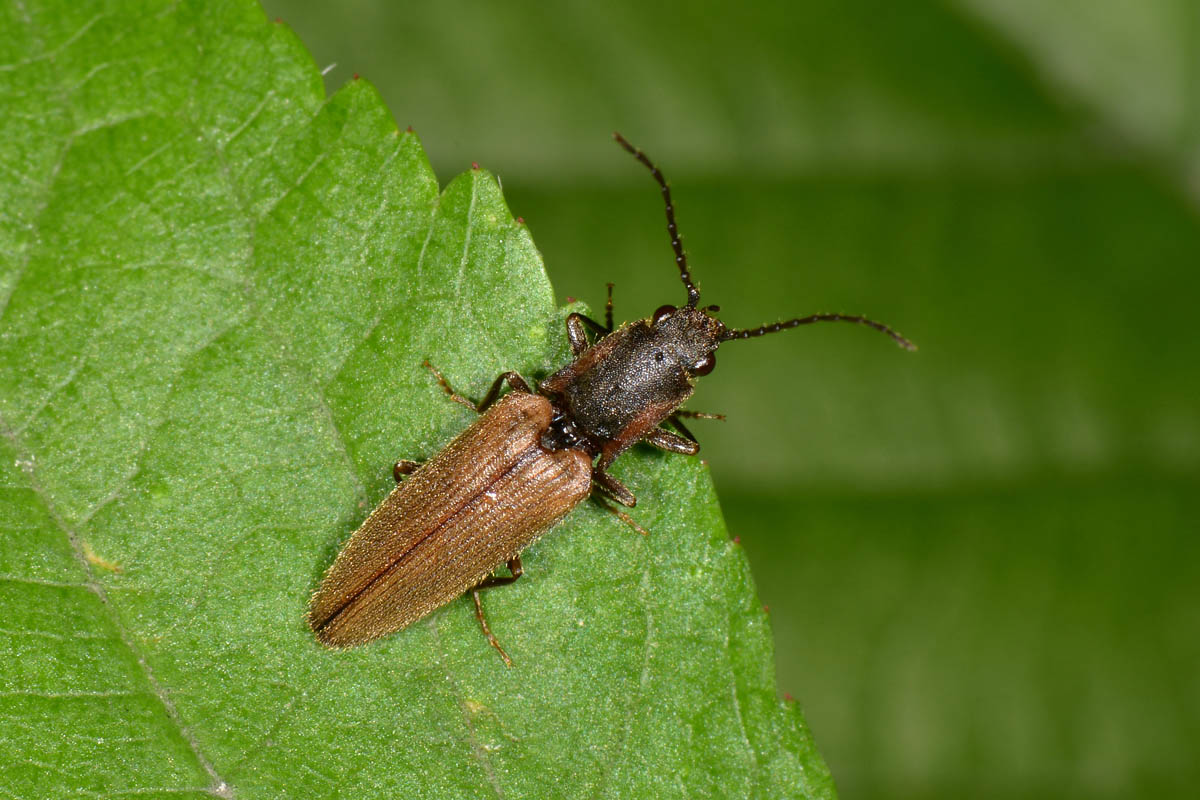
[309,391,591,649]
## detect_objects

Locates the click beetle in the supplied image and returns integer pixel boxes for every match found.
[308,133,915,664]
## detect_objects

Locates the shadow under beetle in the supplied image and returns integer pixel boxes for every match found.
[308,132,915,664]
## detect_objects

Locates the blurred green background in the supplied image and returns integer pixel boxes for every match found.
[259,1,1199,797]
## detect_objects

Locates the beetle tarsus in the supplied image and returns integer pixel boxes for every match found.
[593,494,649,536]
[674,410,725,421]
[472,591,513,667]
[426,361,534,414]
[424,360,479,412]
[470,556,524,667]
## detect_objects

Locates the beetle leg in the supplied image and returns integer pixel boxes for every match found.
[667,412,696,443]
[423,360,479,412]
[674,409,725,421]
[604,282,615,332]
[393,459,422,483]
[477,371,533,412]
[566,313,610,355]
[470,556,523,667]
[474,556,524,589]
[425,361,532,414]
[565,315,588,354]
[665,415,698,443]
[471,592,513,667]
[593,494,649,536]
[645,428,700,455]
[665,411,725,443]
[591,466,637,507]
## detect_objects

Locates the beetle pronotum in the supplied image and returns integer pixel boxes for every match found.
[308,133,915,664]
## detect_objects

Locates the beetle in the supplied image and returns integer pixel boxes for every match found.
[308,132,915,664]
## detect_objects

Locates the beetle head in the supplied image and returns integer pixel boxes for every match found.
[649,302,725,377]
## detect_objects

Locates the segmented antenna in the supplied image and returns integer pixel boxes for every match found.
[722,313,917,351]
[613,132,701,308]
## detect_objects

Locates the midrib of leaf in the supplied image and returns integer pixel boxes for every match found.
[429,621,506,799]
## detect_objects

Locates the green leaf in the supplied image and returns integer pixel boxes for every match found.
[0,1,830,797]
[255,2,1200,798]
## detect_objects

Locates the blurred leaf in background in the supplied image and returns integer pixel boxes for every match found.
[261,0,1200,798]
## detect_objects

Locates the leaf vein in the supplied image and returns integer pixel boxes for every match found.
[430,620,506,799]
[0,11,105,73]
[0,412,236,799]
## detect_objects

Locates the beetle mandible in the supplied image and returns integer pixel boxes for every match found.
[308,133,915,664]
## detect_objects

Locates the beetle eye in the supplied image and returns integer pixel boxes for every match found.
[652,305,676,325]
[692,352,716,376]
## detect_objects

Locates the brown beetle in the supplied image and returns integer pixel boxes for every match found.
[308,133,915,663]
[309,379,591,661]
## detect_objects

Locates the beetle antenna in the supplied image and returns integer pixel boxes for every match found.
[613,132,701,309]
[722,313,917,350]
